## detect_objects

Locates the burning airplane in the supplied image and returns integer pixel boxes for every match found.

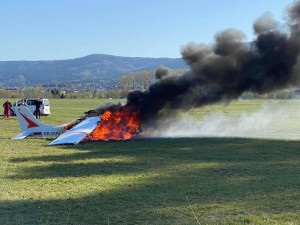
[12,103,141,145]
[13,0,300,144]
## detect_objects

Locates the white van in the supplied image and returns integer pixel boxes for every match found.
[11,98,51,116]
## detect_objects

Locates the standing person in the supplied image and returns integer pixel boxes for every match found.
[3,99,12,119]
[21,99,27,106]
[34,98,42,119]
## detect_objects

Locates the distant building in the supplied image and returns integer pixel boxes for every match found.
[5,88,18,92]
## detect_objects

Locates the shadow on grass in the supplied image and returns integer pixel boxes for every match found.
[2,138,300,224]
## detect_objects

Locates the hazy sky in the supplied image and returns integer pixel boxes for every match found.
[0,0,294,60]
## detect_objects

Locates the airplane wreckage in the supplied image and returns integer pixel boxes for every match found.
[12,105,142,145]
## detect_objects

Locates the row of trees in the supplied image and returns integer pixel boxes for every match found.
[1,69,300,100]
[240,91,299,100]
[118,71,156,91]
[0,89,129,100]
[1,87,299,101]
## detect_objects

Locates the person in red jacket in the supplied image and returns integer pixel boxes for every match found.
[3,99,12,119]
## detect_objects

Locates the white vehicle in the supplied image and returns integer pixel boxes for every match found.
[10,98,51,116]
[12,105,101,145]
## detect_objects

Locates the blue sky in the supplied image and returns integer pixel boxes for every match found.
[0,0,294,60]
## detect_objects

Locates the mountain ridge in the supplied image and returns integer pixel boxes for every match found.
[0,54,188,86]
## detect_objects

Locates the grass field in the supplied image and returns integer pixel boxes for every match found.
[0,98,300,224]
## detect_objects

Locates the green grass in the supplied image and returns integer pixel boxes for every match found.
[0,99,300,224]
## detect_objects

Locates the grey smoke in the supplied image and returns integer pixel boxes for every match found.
[126,0,300,126]
[253,12,278,35]
[142,102,300,140]
[155,66,170,80]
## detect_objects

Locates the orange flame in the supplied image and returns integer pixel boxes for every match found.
[65,123,75,131]
[85,105,142,141]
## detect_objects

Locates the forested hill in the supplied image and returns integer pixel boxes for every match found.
[0,54,188,86]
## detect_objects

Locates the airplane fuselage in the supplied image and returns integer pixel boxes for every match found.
[30,129,65,138]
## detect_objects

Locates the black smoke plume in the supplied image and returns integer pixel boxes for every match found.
[91,1,300,129]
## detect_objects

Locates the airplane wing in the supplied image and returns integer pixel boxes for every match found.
[11,132,31,139]
[49,117,101,145]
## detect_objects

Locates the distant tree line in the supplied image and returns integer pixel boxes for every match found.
[1,69,300,100]
[240,91,299,100]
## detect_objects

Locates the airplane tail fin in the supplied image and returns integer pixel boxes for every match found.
[15,105,52,132]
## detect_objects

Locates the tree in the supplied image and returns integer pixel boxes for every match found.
[127,73,136,90]
[51,88,60,96]
[119,73,136,91]
[137,71,151,90]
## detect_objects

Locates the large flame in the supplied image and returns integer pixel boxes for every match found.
[85,105,142,141]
